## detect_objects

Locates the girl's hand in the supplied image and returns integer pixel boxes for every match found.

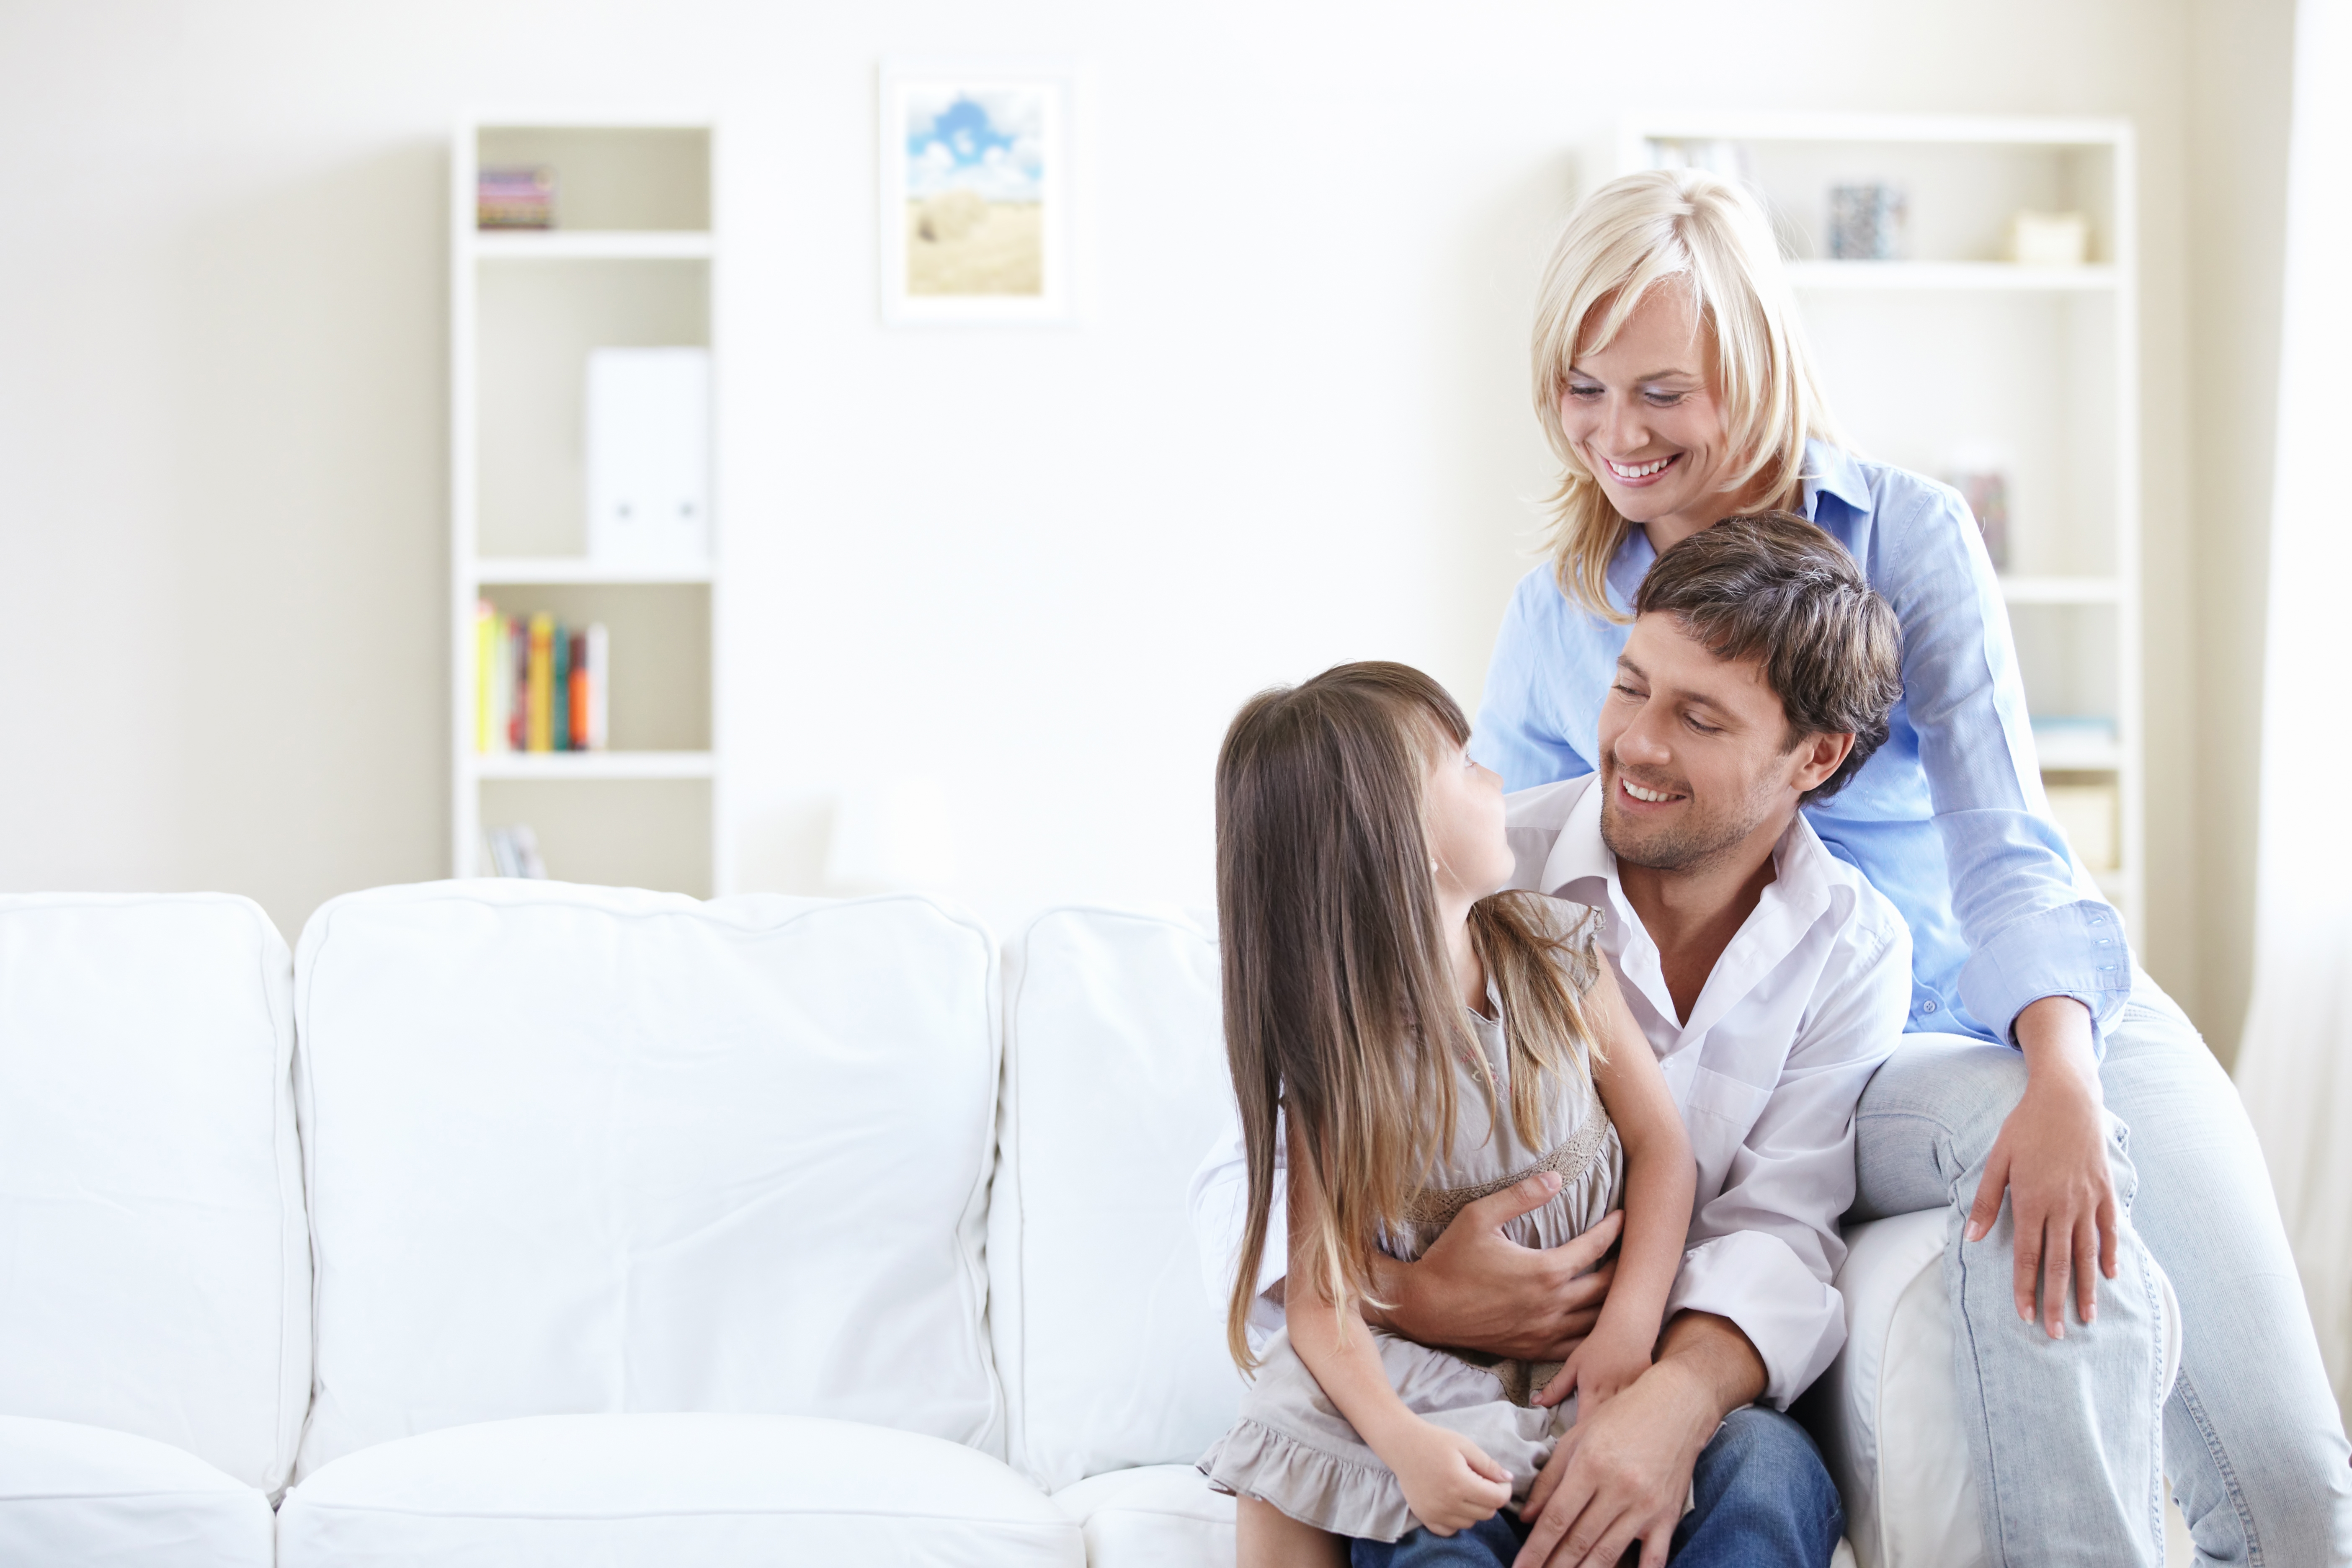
[1384,1419,1515,1536]
[1534,1318,1654,1414]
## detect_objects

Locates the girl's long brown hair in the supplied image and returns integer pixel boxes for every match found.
[1215,661,1603,1370]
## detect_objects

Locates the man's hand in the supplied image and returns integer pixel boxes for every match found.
[1511,1341,1726,1568]
[1966,995,2117,1338]
[1372,1173,1621,1362]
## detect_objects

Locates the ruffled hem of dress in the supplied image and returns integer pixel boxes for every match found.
[1197,1416,1417,1543]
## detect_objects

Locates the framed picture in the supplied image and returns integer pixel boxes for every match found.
[879,59,1074,323]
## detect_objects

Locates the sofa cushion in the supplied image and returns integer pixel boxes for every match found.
[991,907,1246,1491]
[276,1412,1082,1567]
[0,894,307,1492]
[0,1415,274,1568]
[1054,1464,1235,1568]
[292,883,1003,1477]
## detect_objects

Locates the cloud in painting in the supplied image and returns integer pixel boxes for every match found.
[905,87,1044,203]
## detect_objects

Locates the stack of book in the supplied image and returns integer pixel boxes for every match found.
[477,166,556,230]
[475,601,608,753]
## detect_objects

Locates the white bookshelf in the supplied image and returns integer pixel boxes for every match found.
[1620,115,2143,936]
[450,115,726,896]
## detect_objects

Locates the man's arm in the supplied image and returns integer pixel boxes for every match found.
[1191,1119,1624,1362]
[1666,904,1911,1405]
[1512,1312,1766,1568]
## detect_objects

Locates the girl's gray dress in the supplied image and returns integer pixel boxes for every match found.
[1197,909,1622,1543]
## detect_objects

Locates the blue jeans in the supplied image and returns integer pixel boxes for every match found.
[1854,972,2352,1567]
[1348,1406,1842,1568]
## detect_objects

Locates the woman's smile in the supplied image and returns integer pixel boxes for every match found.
[1602,452,1682,485]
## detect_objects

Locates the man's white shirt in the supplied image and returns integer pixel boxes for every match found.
[1188,771,1913,1408]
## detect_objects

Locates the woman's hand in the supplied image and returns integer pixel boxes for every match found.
[1533,1316,1653,1414]
[1965,995,2117,1338]
[1373,1180,1622,1362]
[1379,1418,1514,1537]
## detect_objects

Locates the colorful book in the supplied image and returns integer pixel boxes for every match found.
[509,616,528,751]
[474,601,496,753]
[526,614,554,752]
[550,619,571,752]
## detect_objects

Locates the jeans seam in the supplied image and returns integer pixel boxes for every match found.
[1947,1142,2017,1568]
[2174,1370,2262,1568]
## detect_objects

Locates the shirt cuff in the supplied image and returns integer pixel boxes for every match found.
[1957,899,2133,1052]
[1666,1231,1845,1410]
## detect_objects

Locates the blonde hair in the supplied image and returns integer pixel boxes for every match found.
[1213,662,1604,1371]
[1532,168,1845,619]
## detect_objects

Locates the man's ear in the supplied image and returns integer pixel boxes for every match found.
[1789,731,1856,795]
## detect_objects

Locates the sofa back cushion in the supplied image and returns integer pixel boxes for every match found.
[0,894,308,1492]
[292,882,1003,1478]
[989,907,1245,1491]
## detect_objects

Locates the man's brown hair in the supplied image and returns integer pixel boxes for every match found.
[1634,512,1903,804]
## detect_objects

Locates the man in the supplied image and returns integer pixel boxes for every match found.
[1192,514,1912,1566]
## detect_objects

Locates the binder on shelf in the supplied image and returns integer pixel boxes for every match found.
[585,347,710,568]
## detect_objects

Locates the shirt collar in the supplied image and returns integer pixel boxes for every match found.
[1800,438,1872,519]
[1539,774,1844,1043]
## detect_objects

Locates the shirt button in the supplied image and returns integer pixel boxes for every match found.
[1922,999,1938,1013]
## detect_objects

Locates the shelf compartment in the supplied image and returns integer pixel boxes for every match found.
[473,751,715,780]
[473,582,710,753]
[478,776,712,898]
[473,557,711,585]
[474,125,710,233]
[474,231,714,261]
[474,258,709,558]
[1804,290,2119,577]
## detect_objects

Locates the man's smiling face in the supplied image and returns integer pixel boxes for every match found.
[1597,610,1819,873]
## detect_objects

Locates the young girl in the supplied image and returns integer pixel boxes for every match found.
[1198,661,1694,1560]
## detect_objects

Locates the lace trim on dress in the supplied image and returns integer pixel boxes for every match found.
[1400,1090,1612,1232]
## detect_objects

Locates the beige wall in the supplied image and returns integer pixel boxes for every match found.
[2183,0,2296,1065]
[0,0,2295,1057]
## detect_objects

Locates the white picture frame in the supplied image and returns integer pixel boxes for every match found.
[879,59,1074,324]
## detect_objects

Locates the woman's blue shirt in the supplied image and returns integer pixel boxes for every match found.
[1471,438,2131,1049]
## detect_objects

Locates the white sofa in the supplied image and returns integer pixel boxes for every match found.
[0,884,2172,1566]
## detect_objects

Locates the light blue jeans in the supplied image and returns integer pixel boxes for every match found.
[1854,972,2352,1567]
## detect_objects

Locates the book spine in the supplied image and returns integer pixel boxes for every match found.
[494,615,514,752]
[508,618,528,751]
[473,601,495,753]
[526,614,554,753]
[567,630,588,752]
[584,623,609,751]
[550,619,572,752]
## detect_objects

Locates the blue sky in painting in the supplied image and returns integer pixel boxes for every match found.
[905,88,1044,203]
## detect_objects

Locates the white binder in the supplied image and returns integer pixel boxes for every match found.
[585,347,710,566]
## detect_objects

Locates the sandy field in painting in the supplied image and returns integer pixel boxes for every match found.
[906,201,1043,296]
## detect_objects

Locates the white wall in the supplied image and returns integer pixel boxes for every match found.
[0,0,2283,1047]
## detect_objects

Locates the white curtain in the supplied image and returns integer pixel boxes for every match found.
[2235,0,2352,1425]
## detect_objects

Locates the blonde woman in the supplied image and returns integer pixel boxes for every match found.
[1470,169,2351,1567]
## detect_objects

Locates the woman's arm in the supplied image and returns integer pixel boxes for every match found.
[1280,1122,1514,1534]
[1862,469,2129,1335]
[1538,963,1693,1409]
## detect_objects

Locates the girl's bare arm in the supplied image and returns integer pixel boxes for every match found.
[1547,962,1696,1406]
[1281,1121,1513,1533]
